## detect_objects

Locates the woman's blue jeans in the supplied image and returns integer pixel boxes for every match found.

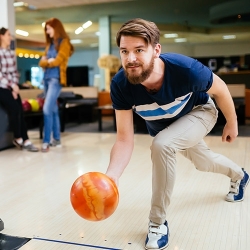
[43,78,62,144]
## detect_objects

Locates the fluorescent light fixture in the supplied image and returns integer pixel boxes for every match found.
[75,21,92,35]
[223,35,236,39]
[175,38,187,43]
[70,39,82,44]
[13,1,27,7]
[16,29,29,37]
[42,22,45,28]
[164,33,178,38]
[75,27,83,34]
[82,21,92,29]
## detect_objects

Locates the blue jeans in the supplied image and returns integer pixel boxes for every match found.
[43,78,62,143]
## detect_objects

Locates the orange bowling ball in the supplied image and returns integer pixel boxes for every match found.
[70,172,119,221]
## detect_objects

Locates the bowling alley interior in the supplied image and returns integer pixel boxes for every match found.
[1,0,250,249]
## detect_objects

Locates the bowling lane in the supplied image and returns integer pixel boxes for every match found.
[1,131,250,250]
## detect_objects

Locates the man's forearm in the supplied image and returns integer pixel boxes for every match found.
[214,93,237,124]
[106,140,134,179]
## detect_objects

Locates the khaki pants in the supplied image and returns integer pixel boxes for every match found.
[149,98,243,224]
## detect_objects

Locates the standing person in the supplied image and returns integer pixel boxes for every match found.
[39,18,74,152]
[0,27,38,152]
[105,18,249,250]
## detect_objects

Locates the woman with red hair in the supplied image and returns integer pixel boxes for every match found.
[39,18,74,152]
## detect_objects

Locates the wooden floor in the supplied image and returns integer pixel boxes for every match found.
[1,131,250,250]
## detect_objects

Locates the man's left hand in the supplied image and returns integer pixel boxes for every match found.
[222,122,238,143]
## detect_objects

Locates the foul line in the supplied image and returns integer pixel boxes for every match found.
[33,237,122,250]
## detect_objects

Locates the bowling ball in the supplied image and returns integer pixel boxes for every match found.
[36,98,45,111]
[70,172,119,221]
[28,99,40,112]
[22,99,32,112]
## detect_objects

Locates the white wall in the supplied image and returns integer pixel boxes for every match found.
[68,42,250,87]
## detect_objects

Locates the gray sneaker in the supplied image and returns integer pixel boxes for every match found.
[49,139,62,147]
[23,143,39,152]
[41,143,49,152]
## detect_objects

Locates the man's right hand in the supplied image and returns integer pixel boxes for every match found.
[106,173,119,187]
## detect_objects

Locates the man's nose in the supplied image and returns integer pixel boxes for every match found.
[127,52,136,62]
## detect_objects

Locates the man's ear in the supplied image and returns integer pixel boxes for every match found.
[154,43,161,58]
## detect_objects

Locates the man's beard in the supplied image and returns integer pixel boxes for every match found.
[124,57,154,85]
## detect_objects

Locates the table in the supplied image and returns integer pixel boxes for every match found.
[95,105,116,132]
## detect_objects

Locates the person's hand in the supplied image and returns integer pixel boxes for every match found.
[106,173,119,187]
[41,56,47,60]
[222,121,238,143]
[12,84,19,94]
[48,58,55,63]
[12,91,18,99]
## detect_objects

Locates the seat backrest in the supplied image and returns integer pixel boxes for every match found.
[227,84,245,98]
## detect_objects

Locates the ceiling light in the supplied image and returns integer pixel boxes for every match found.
[164,33,178,38]
[70,39,82,44]
[175,38,187,43]
[223,35,236,39]
[13,1,27,7]
[16,29,29,36]
[82,21,92,29]
[42,22,45,28]
[75,21,92,35]
[75,27,83,35]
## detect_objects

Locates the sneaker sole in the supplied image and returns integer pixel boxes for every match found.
[41,148,49,153]
[23,149,39,152]
[145,242,169,250]
[225,175,250,202]
[49,144,62,148]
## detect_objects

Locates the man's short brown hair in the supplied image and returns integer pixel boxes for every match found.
[116,18,160,47]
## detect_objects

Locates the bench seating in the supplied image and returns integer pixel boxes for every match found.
[19,87,99,137]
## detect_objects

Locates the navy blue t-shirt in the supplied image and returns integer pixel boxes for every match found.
[110,53,213,136]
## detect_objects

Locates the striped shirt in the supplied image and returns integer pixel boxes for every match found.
[0,48,19,89]
[111,53,213,136]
